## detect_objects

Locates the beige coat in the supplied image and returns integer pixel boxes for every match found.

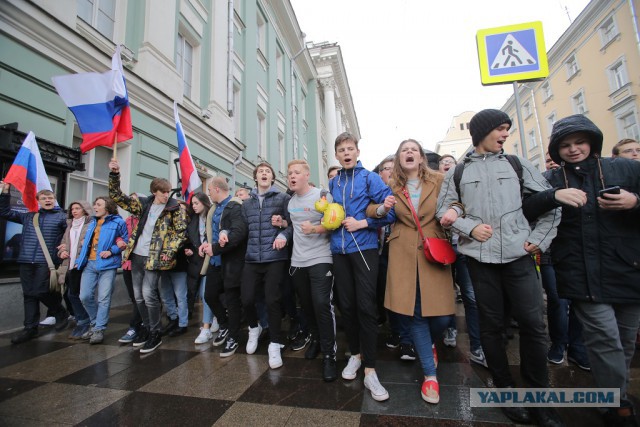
[384,173,455,317]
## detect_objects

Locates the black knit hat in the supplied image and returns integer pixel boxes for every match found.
[469,109,512,146]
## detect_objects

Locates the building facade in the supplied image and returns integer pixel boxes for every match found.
[0,0,358,329]
[501,0,640,170]
[434,111,475,162]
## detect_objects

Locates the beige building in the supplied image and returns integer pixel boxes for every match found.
[501,0,640,170]
[434,111,475,162]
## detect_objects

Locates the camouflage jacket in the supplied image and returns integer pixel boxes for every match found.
[109,172,187,270]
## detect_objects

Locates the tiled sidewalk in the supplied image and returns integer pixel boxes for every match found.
[0,304,638,426]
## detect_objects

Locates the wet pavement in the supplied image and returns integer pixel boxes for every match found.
[0,302,639,426]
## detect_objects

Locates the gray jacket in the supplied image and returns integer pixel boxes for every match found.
[436,151,560,264]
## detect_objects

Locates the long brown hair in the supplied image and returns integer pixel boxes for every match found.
[391,139,437,189]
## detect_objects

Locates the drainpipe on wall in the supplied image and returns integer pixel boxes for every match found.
[227,0,234,116]
[231,152,242,189]
[528,86,545,169]
[290,35,306,160]
[629,0,640,57]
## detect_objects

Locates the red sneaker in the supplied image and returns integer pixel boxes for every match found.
[421,378,440,404]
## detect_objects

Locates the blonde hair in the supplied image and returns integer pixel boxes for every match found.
[391,139,437,189]
[287,159,310,172]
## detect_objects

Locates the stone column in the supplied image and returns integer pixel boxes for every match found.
[335,99,344,134]
[321,78,339,166]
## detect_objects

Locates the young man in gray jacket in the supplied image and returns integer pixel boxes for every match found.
[436,109,563,427]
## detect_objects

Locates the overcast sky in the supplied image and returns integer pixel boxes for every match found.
[290,0,591,169]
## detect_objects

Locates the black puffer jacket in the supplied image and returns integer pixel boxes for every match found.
[242,187,292,263]
[545,114,640,303]
[212,198,247,286]
[0,194,67,265]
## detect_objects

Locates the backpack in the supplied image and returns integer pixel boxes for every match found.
[453,154,524,203]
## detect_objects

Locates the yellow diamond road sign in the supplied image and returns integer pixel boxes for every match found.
[477,21,549,85]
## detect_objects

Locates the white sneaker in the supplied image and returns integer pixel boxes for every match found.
[210,317,220,333]
[39,316,56,326]
[341,355,362,380]
[268,342,284,369]
[246,325,262,355]
[443,327,457,348]
[194,327,213,344]
[364,371,389,401]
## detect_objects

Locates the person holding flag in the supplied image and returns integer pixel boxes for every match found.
[52,45,133,154]
[0,132,69,344]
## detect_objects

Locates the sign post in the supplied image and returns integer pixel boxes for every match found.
[476,21,549,156]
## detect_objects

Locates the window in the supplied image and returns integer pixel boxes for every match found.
[466,122,470,129]
[278,132,285,173]
[233,84,242,139]
[276,46,284,83]
[600,17,619,47]
[300,92,307,123]
[542,82,552,101]
[256,12,266,53]
[459,123,464,131]
[573,91,587,114]
[523,102,532,118]
[608,59,629,92]
[257,111,266,159]
[620,111,640,141]
[566,55,579,79]
[546,112,556,134]
[77,0,115,39]
[68,143,113,205]
[528,129,537,149]
[177,34,194,98]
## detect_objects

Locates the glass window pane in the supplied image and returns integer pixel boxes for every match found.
[94,147,112,181]
[92,182,109,199]
[77,0,93,23]
[97,11,114,39]
[68,178,87,204]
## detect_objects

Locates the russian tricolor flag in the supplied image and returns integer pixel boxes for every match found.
[52,46,133,153]
[174,102,202,201]
[4,132,54,212]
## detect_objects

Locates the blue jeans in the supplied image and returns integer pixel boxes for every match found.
[406,281,450,377]
[388,310,412,344]
[79,261,117,331]
[160,271,189,327]
[198,276,213,324]
[67,269,90,327]
[540,264,586,356]
[453,247,482,351]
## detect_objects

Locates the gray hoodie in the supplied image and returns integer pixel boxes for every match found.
[436,152,560,264]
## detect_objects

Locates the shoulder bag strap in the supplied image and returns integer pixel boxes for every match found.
[32,213,56,270]
[401,188,426,243]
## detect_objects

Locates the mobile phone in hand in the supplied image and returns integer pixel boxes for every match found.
[598,186,620,197]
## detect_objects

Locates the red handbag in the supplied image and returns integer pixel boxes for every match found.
[402,188,456,265]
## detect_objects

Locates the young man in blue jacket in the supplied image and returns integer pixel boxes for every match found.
[0,183,68,344]
[75,197,128,345]
[329,132,395,402]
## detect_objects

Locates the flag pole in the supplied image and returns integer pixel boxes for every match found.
[112,132,118,159]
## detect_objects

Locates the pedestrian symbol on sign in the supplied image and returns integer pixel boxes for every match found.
[492,34,536,69]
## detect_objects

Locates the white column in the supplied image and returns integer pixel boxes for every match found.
[321,78,339,166]
[335,99,344,134]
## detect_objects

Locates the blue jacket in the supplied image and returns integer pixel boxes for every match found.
[75,214,128,271]
[329,161,395,254]
[242,186,292,263]
[0,194,67,264]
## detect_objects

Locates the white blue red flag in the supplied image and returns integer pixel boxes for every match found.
[52,45,132,153]
[174,102,201,201]
[4,132,54,212]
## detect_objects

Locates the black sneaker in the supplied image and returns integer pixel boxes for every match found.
[567,351,591,371]
[305,339,320,359]
[54,313,69,331]
[291,331,311,351]
[220,338,239,357]
[400,343,416,361]
[322,355,337,382]
[168,326,187,337]
[133,327,150,348]
[385,334,400,349]
[11,328,38,344]
[140,331,162,354]
[213,328,229,346]
[160,318,178,335]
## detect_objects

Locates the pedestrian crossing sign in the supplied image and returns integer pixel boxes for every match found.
[476,21,548,85]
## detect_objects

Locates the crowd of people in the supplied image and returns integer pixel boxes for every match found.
[1,110,639,427]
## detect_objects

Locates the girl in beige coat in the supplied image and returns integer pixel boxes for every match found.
[385,139,455,405]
